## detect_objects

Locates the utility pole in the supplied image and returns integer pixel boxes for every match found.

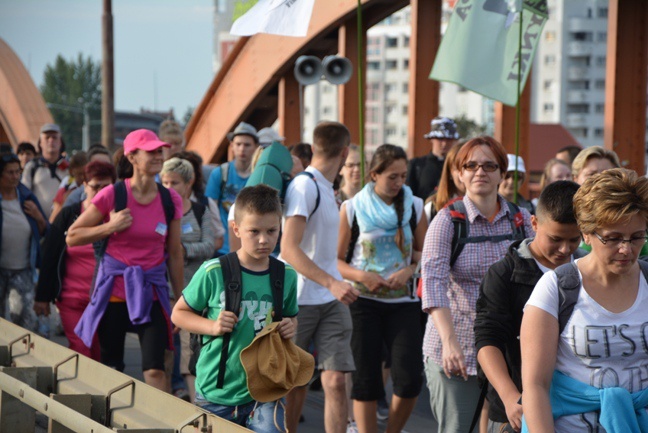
[102,0,114,148]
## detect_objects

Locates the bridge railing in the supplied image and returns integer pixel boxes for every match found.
[0,318,250,433]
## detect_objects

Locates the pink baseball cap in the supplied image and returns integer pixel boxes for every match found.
[123,129,170,155]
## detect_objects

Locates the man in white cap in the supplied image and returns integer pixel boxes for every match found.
[498,154,535,214]
[22,123,69,218]
[205,121,259,256]
[406,116,459,200]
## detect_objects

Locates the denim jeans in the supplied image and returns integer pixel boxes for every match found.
[195,393,286,433]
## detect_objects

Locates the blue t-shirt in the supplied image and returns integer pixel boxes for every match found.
[205,161,249,255]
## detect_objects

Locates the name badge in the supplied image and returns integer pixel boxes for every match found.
[155,222,168,236]
[181,223,194,234]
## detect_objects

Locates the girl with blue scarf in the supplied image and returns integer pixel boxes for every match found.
[337,144,427,433]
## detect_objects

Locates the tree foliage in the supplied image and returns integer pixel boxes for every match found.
[454,114,489,140]
[40,54,102,151]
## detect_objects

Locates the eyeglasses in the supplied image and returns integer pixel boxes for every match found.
[592,232,648,248]
[344,162,361,169]
[462,161,499,172]
[87,183,110,192]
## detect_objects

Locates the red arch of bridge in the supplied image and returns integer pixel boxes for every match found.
[0,38,53,148]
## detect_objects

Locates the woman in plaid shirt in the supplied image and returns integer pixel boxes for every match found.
[420,136,533,433]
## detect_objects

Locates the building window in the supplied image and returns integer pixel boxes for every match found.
[368,61,380,70]
[598,7,608,18]
[543,103,554,112]
[543,80,553,90]
[569,128,588,138]
[544,55,556,66]
[403,59,410,69]
[596,56,606,67]
[386,127,396,136]
[595,79,606,89]
[322,107,332,115]
[598,32,607,42]
[385,83,396,93]
[402,105,408,115]
[366,82,380,101]
[571,31,593,42]
[594,128,604,138]
[595,103,605,114]
[567,104,590,114]
[569,80,589,90]
[545,31,556,42]
[402,83,409,93]
[404,36,410,47]
[386,37,398,48]
[386,60,398,70]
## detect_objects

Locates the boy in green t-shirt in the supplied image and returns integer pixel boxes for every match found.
[172,184,298,432]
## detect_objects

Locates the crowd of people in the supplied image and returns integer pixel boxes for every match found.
[1,115,647,433]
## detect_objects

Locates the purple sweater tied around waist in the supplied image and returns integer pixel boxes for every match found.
[75,253,172,349]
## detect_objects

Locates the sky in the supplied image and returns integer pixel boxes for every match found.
[0,0,215,119]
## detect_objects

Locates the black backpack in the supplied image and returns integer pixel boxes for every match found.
[415,197,527,297]
[555,259,648,334]
[187,252,286,389]
[446,197,527,267]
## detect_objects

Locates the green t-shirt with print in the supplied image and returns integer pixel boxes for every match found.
[182,257,298,406]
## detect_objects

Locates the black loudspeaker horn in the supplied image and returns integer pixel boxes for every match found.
[294,56,323,85]
[322,56,352,85]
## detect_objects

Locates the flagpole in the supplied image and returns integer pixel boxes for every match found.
[357,0,366,186]
[513,6,523,205]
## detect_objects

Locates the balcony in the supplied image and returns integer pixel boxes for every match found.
[566,114,588,127]
[567,66,590,80]
[567,41,593,56]
[569,17,608,32]
[567,90,589,103]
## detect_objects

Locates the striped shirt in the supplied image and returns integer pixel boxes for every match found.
[421,195,533,375]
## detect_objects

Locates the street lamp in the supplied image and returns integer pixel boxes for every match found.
[45,101,91,151]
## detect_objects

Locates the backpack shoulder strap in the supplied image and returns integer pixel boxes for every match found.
[294,171,320,220]
[447,198,468,268]
[219,161,229,201]
[216,252,242,389]
[346,212,360,264]
[114,180,127,212]
[556,262,581,335]
[191,201,206,227]
[638,258,648,282]
[409,203,417,235]
[505,201,527,241]
[156,183,175,226]
[268,256,285,322]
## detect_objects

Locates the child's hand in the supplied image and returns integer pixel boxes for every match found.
[276,318,296,340]
[211,311,238,336]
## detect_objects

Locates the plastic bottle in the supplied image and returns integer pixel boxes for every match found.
[37,314,50,339]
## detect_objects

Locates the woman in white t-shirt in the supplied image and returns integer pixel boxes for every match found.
[337,144,427,433]
[521,168,648,432]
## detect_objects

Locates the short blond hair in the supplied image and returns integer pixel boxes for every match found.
[158,119,183,144]
[160,157,194,184]
[571,146,620,178]
[573,168,648,234]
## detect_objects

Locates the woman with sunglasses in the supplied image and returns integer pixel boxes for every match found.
[0,153,48,332]
[522,168,648,432]
[420,136,533,432]
[34,161,116,359]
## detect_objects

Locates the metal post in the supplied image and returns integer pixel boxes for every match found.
[82,106,90,151]
[102,0,114,148]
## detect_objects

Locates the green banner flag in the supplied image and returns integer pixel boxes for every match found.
[430,0,548,106]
